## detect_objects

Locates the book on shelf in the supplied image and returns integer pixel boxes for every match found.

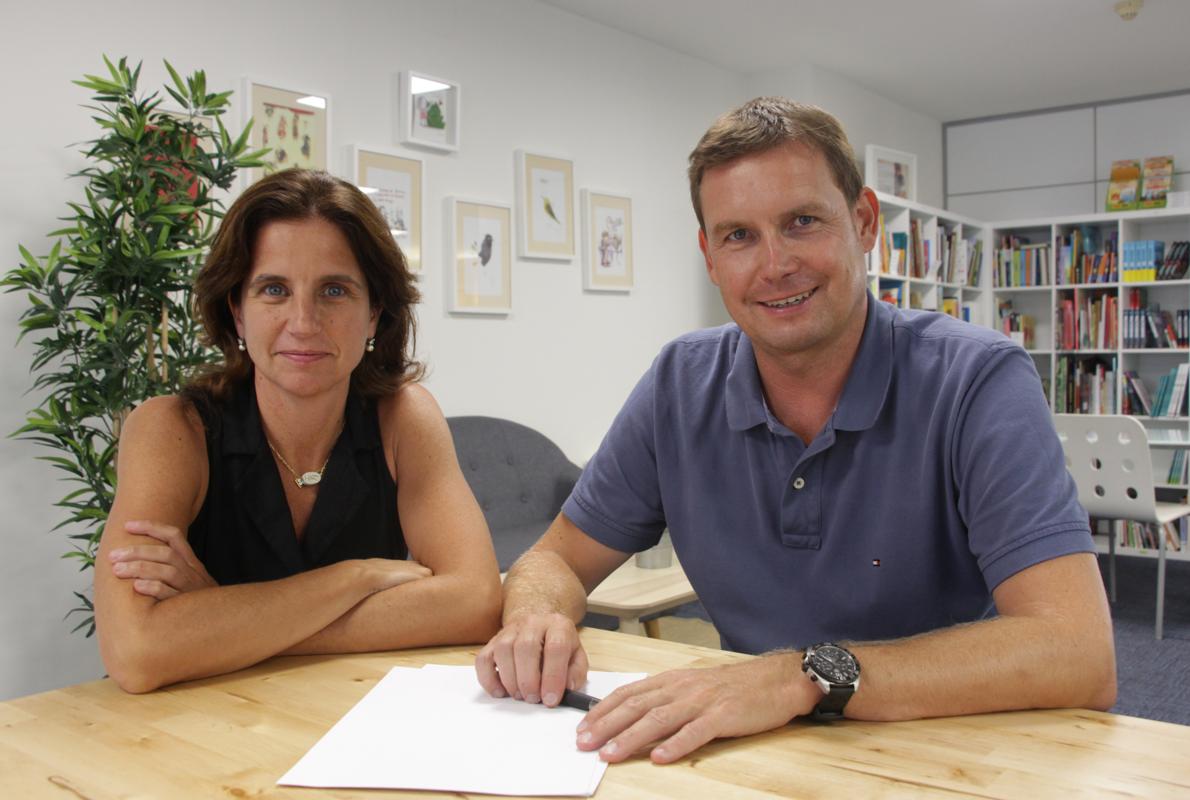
[879,284,903,306]
[1122,239,1163,282]
[1140,155,1174,210]
[1055,355,1116,414]
[997,299,1034,348]
[1122,371,1153,416]
[1056,227,1118,284]
[966,237,983,287]
[995,236,1051,287]
[1157,240,1189,280]
[1110,519,1185,552]
[1146,428,1190,445]
[942,297,960,319]
[1105,158,1141,211]
[1168,449,1187,485]
[1171,363,1190,418]
[890,231,907,276]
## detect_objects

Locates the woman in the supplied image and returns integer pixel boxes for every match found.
[96,169,501,693]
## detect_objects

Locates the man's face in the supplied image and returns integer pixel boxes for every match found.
[698,142,877,364]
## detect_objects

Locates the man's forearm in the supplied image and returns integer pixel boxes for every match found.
[502,549,589,625]
[842,611,1116,721]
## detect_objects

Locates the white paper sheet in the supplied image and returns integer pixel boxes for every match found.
[278,665,646,796]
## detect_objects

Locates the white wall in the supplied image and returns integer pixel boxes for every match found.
[946,92,1190,220]
[747,63,946,208]
[0,0,745,700]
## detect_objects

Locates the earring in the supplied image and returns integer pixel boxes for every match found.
[237,338,246,352]
[365,337,376,353]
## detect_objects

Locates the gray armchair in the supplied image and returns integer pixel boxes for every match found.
[447,416,583,571]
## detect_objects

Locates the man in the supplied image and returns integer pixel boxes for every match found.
[475,97,1115,764]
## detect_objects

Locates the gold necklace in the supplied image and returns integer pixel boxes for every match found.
[265,421,343,488]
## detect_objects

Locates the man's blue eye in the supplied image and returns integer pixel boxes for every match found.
[728,229,748,241]
[794,215,815,226]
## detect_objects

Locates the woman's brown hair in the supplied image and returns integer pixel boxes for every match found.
[187,168,423,401]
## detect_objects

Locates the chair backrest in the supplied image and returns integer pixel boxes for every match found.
[1052,413,1159,523]
[446,416,582,531]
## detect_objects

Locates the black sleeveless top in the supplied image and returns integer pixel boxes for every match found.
[187,382,406,585]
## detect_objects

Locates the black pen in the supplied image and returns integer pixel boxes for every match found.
[559,688,601,711]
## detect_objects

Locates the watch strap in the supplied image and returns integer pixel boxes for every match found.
[811,683,852,720]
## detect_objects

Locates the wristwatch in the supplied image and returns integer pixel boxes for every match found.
[801,642,860,720]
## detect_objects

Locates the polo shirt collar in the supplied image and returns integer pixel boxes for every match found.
[724,292,893,433]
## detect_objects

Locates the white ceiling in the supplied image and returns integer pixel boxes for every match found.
[540,0,1190,121]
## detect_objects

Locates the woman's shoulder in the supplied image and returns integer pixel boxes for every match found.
[117,395,209,490]
[376,381,445,428]
[374,382,453,462]
[124,395,206,438]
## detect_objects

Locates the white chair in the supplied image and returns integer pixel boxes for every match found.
[1053,414,1189,639]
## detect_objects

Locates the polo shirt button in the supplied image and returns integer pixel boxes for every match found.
[792,477,805,490]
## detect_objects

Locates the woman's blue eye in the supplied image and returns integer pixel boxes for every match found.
[263,284,286,296]
[325,285,346,297]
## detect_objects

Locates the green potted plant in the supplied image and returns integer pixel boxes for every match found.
[4,56,267,634]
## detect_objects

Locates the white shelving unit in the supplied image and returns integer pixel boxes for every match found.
[989,206,1190,562]
[867,191,989,328]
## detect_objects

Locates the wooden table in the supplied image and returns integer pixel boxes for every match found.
[586,560,696,637]
[2,629,1188,799]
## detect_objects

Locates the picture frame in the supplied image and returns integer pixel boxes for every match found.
[864,145,916,202]
[398,71,460,152]
[242,78,331,185]
[515,150,575,260]
[445,197,512,315]
[581,190,633,293]
[348,145,423,275]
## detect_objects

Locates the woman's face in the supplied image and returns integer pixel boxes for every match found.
[232,216,378,401]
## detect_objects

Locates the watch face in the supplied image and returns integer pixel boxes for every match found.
[809,644,859,684]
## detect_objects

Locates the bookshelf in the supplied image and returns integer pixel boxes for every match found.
[868,191,988,327]
[989,206,1190,561]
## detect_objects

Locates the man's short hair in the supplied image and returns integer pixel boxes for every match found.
[687,97,864,230]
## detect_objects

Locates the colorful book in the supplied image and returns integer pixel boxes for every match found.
[1106,159,1141,211]
[1140,155,1174,210]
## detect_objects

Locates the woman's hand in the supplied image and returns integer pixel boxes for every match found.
[108,520,218,600]
[359,558,434,593]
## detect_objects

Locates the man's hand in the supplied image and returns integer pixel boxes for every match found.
[576,653,818,764]
[475,612,589,705]
[108,520,218,600]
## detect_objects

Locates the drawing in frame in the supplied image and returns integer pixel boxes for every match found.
[864,144,916,201]
[348,145,423,275]
[515,150,575,260]
[242,78,330,185]
[445,197,512,315]
[581,190,633,293]
[398,71,460,152]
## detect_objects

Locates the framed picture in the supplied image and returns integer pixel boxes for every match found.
[581,190,633,293]
[515,150,575,260]
[348,146,423,275]
[445,197,512,315]
[864,145,916,202]
[242,79,330,184]
[398,71,460,152]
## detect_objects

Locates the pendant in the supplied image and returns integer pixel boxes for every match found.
[295,471,322,488]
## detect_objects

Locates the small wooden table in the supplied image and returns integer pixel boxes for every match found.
[2,629,1188,798]
[586,559,696,637]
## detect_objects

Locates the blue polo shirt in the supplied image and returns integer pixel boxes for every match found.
[563,295,1093,654]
